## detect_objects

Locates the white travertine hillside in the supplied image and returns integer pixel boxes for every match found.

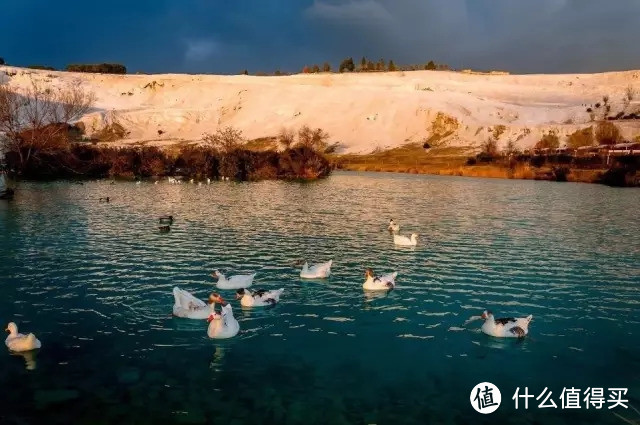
[2,66,640,153]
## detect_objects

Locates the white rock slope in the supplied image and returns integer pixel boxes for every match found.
[2,66,639,153]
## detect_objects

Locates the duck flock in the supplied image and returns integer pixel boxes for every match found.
[5,217,533,356]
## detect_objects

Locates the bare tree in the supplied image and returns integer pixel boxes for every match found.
[277,127,295,150]
[202,126,244,153]
[481,137,499,156]
[0,77,95,167]
[297,125,329,151]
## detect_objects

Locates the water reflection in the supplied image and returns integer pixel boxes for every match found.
[10,349,38,370]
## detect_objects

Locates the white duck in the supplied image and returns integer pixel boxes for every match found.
[5,322,41,352]
[388,219,400,232]
[393,233,418,246]
[235,288,284,307]
[212,270,255,290]
[172,287,225,319]
[363,268,397,291]
[479,310,533,338]
[207,304,240,339]
[300,260,333,279]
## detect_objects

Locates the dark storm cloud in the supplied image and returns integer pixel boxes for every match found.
[1,0,639,74]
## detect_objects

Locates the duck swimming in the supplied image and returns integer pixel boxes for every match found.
[5,322,41,352]
[300,260,332,279]
[393,233,418,246]
[159,215,174,224]
[207,304,240,339]
[158,225,171,233]
[363,268,397,291]
[478,310,533,338]
[235,288,284,307]
[388,219,400,232]
[212,270,255,290]
[172,287,225,319]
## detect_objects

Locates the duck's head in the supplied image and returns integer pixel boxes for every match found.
[411,233,419,240]
[235,289,248,299]
[208,293,225,305]
[5,322,17,335]
[211,270,221,278]
[481,310,493,320]
[389,219,395,224]
[365,268,375,279]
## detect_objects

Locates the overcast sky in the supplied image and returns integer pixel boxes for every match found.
[2,0,639,74]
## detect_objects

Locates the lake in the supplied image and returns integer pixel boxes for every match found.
[1,172,639,425]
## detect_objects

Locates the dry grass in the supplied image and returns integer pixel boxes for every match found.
[244,137,279,152]
[331,143,471,174]
[331,143,606,184]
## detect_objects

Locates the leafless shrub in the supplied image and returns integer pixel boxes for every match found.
[297,125,329,151]
[202,126,244,154]
[277,127,295,150]
[626,85,635,102]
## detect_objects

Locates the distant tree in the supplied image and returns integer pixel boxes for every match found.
[567,126,594,149]
[274,69,283,76]
[388,60,396,72]
[302,66,311,74]
[376,59,386,71]
[367,60,375,71]
[66,63,126,74]
[28,65,56,71]
[242,69,248,75]
[202,126,245,153]
[0,57,5,65]
[338,57,355,73]
[595,121,621,146]
[535,131,560,150]
[360,56,367,71]
[312,64,320,73]
[426,60,436,70]
[322,62,331,72]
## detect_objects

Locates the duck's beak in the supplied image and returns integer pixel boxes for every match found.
[481,312,487,319]
[5,328,9,333]
[207,315,215,323]
[235,293,242,300]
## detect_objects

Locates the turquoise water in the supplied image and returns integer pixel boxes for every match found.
[1,172,639,425]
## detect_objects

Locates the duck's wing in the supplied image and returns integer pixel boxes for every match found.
[173,287,207,309]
